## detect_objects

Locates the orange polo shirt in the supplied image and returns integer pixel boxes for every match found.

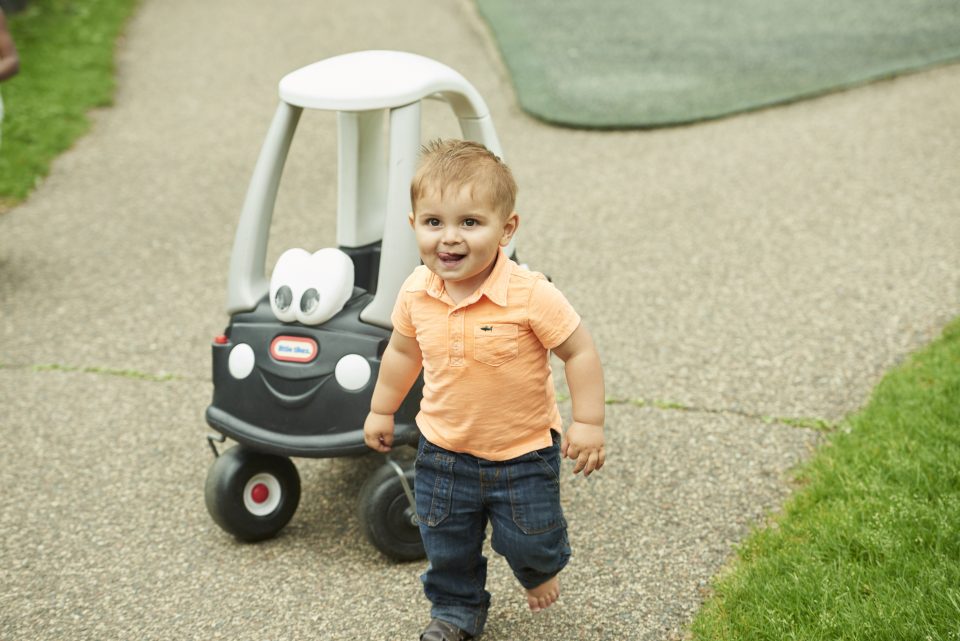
[391,250,581,461]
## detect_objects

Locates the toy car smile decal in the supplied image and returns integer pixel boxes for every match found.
[270,336,319,363]
[258,370,330,409]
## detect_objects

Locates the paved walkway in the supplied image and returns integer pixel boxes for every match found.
[2,0,958,639]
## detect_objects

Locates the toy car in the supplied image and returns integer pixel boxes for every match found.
[203,50,514,561]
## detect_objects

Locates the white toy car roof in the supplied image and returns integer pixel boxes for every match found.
[279,50,489,117]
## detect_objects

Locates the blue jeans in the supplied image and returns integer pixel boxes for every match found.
[415,432,571,637]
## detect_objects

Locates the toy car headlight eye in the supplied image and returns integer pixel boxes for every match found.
[300,288,320,315]
[295,248,355,326]
[275,286,293,313]
[269,248,311,323]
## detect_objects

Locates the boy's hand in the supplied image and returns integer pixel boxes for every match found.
[561,422,605,476]
[363,412,395,453]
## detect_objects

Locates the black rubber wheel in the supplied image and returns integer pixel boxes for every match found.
[358,461,425,562]
[204,446,301,542]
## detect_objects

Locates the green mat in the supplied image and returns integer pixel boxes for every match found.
[476,0,960,128]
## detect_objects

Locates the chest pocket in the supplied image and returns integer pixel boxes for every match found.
[473,323,519,367]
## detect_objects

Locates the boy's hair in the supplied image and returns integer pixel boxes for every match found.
[410,139,517,218]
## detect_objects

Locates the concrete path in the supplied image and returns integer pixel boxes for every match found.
[2,0,958,639]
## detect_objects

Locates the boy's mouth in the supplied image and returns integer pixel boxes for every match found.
[437,252,465,268]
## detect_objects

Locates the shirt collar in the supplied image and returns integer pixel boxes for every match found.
[408,249,512,308]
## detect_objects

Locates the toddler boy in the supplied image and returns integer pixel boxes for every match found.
[363,139,605,641]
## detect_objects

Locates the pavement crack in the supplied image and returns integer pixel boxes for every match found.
[557,392,837,432]
[10,364,836,431]
[0,362,200,383]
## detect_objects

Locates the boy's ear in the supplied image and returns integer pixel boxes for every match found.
[500,211,520,246]
[408,211,415,228]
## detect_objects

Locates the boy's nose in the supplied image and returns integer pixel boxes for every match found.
[441,228,461,244]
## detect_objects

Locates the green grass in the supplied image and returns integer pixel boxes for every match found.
[0,0,139,207]
[691,318,960,641]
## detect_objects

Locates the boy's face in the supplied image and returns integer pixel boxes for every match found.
[409,184,518,297]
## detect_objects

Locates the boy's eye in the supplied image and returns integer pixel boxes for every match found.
[426,218,441,227]
[463,219,478,227]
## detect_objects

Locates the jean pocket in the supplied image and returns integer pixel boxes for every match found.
[507,454,565,535]
[415,443,456,527]
[473,323,519,367]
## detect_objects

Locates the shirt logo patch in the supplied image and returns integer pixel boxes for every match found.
[480,326,493,331]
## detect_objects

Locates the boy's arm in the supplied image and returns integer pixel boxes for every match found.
[363,330,423,453]
[552,323,606,476]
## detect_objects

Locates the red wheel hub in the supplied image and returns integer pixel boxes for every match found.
[250,482,270,504]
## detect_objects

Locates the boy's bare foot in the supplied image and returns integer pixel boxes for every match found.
[526,575,560,612]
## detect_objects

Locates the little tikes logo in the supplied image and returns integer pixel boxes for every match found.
[270,336,318,363]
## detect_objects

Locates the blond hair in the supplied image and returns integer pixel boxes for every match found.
[410,139,517,218]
